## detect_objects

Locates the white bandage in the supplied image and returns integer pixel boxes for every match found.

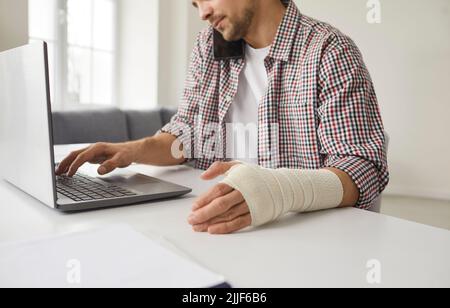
[221,164,344,227]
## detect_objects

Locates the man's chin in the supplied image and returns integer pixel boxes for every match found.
[220,30,242,42]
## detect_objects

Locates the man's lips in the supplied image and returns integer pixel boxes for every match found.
[212,17,225,29]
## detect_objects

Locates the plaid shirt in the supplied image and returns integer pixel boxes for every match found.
[160,0,389,209]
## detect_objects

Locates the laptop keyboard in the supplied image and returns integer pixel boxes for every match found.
[56,173,137,202]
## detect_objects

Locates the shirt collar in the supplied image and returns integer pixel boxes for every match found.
[267,0,301,63]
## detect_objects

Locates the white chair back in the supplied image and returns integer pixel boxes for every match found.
[368,132,390,213]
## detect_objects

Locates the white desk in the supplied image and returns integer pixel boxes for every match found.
[0,144,449,288]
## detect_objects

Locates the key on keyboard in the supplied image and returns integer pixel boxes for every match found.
[56,173,137,202]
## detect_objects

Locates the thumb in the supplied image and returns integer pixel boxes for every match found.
[98,156,120,175]
[201,161,241,180]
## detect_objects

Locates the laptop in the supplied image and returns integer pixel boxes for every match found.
[0,42,192,212]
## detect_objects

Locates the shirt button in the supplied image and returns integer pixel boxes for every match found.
[225,96,232,102]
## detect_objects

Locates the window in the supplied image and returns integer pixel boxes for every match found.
[29,0,117,108]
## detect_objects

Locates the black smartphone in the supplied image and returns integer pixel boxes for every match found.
[213,29,245,61]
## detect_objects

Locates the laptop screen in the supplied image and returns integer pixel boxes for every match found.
[0,42,57,208]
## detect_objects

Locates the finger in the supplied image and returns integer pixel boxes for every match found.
[55,148,86,175]
[98,154,121,175]
[89,155,108,164]
[192,183,233,211]
[193,202,250,232]
[67,146,103,177]
[208,214,252,235]
[201,161,240,180]
[189,190,244,225]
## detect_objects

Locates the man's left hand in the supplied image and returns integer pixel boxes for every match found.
[188,161,252,234]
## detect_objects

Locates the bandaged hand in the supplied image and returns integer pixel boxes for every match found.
[188,161,344,234]
[221,163,344,227]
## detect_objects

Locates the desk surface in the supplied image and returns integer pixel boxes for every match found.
[0,144,449,288]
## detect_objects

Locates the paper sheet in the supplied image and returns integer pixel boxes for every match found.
[0,225,226,288]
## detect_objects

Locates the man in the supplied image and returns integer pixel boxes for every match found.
[56,0,389,234]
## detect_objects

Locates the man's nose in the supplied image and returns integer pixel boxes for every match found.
[198,2,213,21]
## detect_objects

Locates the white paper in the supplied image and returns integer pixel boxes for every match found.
[0,225,226,288]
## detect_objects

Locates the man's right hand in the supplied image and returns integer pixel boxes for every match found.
[55,142,139,177]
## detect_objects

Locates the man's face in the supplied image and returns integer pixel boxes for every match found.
[192,0,257,41]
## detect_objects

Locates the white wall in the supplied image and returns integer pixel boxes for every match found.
[0,0,28,52]
[295,0,450,200]
[117,0,159,110]
[157,0,205,108]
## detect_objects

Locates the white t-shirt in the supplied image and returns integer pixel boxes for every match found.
[225,44,270,164]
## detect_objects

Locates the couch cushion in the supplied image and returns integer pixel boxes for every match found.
[52,108,129,145]
[160,107,177,126]
[124,110,163,141]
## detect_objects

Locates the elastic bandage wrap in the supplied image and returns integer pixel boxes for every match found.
[220,164,344,227]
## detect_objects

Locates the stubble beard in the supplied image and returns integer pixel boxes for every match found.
[221,4,256,41]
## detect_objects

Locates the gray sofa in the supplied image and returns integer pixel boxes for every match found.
[52,108,177,145]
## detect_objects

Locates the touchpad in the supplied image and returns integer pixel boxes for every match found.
[101,174,160,186]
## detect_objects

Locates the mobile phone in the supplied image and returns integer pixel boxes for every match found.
[213,29,245,61]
